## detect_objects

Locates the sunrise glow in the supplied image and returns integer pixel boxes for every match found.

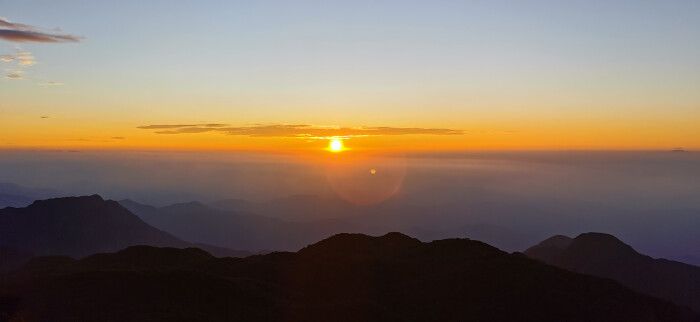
[329,139,344,152]
[1,2,698,153]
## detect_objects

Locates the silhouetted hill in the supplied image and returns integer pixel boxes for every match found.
[79,246,215,270]
[0,195,252,258]
[525,232,700,313]
[298,232,422,261]
[0,233,696,321]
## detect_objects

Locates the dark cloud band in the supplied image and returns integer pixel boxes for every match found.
[0,29,82,43]
[138,123,463,138]
[0,17,82,43]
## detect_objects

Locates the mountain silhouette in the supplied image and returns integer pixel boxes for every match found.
[119,198,364,251]
[0,195,252,258]
[523,234,572,262]
[0,182,58,208]
[525,232,700,313]
[1,232,696,321]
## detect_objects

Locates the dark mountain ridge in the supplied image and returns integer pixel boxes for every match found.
[525,232,700,313]
[1,232,696,321]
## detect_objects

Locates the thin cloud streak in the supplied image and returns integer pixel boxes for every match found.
[0,17,35,30]
[0,30,82,43]
[0,17,82,43]
[137,124,200,129]
[138,123,463,139]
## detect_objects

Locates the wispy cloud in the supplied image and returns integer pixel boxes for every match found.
[138,123,463,139]
[0,18,35,31]
[2,47,34,80]
[4,73,22,79]
[41,81,63,86]
[63,136,127,143]
[0,17,82,43]
[1,49,35,66]
[137,124,229,129]
[40,116,52,119]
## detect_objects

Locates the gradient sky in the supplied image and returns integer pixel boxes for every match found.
[1,0,699,151]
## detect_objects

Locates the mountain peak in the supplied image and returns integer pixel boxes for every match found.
[298,232,421,260]
[539,235,573,248]
[525,232,641,268]
[29,194,105,207]
[523,234,573,262]
[568,232,639,257]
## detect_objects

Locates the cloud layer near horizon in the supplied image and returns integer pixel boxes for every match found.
[138,124,463,138]
[0,17,82,42]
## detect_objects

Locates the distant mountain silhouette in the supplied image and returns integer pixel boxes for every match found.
[0,182,59,208]
[121,197,537,253]
[523,234,573,262]
[209,194,363,222]
[0,195,252,258]
[208,195,536,247]
[0,233,695,321]
[119,198,379,251]
[525,232,700,313]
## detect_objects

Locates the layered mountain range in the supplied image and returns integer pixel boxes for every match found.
[0,195,252,261]
[0,195,698,320]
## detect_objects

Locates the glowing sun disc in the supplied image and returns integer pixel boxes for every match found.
[329,139,343,152]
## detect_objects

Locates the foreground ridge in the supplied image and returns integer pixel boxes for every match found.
[1,232,697,321]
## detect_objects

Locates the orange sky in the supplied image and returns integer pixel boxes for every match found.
[1,1,699,152]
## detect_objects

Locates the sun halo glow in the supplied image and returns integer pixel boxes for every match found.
[329,139,344,152]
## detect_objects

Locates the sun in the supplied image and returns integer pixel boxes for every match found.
[329,139,344,152]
